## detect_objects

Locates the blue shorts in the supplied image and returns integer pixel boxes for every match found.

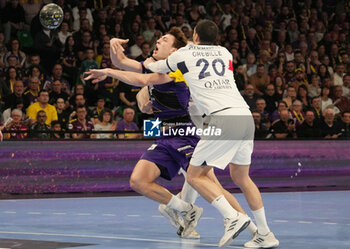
[140,136,199,180]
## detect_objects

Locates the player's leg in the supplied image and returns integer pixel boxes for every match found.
[207,169,258,236]
[129,159,173,204]
[186,164,250,247]
[229,163,279,248]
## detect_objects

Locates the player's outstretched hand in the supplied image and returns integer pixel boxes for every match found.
[84,69,109,83]
[110,38,129,52]
[143,57,155,69]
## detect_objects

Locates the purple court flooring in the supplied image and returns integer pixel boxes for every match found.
[0,191,349,249]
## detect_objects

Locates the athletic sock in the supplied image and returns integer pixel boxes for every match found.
[252,207,270,235]
[211,195,238,219]
[245,215,258,236]
[167,194,192,212]
[181,181,198,204]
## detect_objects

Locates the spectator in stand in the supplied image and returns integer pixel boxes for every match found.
[129,35,144,59]
[95,42,118,108]
[273,75,285,101]
[308,75,322,98]
[4,66,18,95]
[252,110,269,139]
[61,36,78,88]
[93,108,117,139]
[291,68,309,92]
[58,21,72,47]
[242,83,260,110]
[27,65,45,89]
[4,39,26,69]
[68,105,94,139]
[143,17,162,49]
[296,84,311,110]
[49,80,70,105]
[283,61,296,85]
[26,90,58,126]
[116,107,140,139]
[255,98,270,128]
[34,27,61,73]
[333,63,345,86]
[320,86,333,112]
[1,0,25,44]
[155,0,172,33]
[2,109,28,140]
[69,94,94,123]
[339,111,350,138]
[43,64,71,96]
[50,120,64,139]
[92,96,106,122]
[310,96,323,122]
[262,84,278,115]
[332,86,350,113]
[55,98,70,131]
[270,100,288,123]
[249,64,270,95]
[23,76,39,108]
[290,100,305,127]
[283,86,297,108]
[296,110,322,138]
[4,80,25,110]
[135,42,151,62]
[270,109,296,139]
[29,110,51,139]
[320,108,342,139]
[1,97,25,125]
[342,74,350,97]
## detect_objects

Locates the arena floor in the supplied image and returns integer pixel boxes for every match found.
[0,191,349,249]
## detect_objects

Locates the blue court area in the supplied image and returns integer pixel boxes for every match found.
[0,191,349,249]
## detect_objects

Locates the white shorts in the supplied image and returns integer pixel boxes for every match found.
[190,108,254,169]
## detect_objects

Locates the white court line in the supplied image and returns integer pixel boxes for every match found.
[201,217,215,220]
[151,215,163,218]
[0,231,244,248]
[27,212,41,215]
[127,214,140,217]
[102,214,116,217]
[273,220,288,223]
[3,211,16,214]
[298,221,312,224]
[52,212,66,215]
[77,213,91,216]
[323,222,337,225]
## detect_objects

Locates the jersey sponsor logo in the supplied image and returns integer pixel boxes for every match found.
[204,79,232,89]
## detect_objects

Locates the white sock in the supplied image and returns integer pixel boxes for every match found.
[167,194,192,212]
[181,181,198,204]
[245,214,258,236]
[211,195,238,219]
[252,207,270,235]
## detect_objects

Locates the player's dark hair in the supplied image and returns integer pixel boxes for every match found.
[167,27,187,49]
[194,19,218,45]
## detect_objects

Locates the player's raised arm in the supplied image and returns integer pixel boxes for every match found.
[145,49,181,74]
[84,68,170,87]
[110,38,143,73]
[136,87,153,114]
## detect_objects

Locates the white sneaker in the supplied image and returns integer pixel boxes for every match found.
[219,212,251,248]
[244,231,279,248]
[181,204,203,237]
[177,226,200,239]
[158,204,184,229]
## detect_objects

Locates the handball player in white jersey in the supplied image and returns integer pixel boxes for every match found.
[144,20,279,248]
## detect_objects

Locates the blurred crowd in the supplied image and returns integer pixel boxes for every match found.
[0,0,349,139]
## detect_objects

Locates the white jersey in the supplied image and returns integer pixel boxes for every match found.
[148,44,249,115]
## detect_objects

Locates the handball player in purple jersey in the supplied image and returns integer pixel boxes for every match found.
[85,27,257,240]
